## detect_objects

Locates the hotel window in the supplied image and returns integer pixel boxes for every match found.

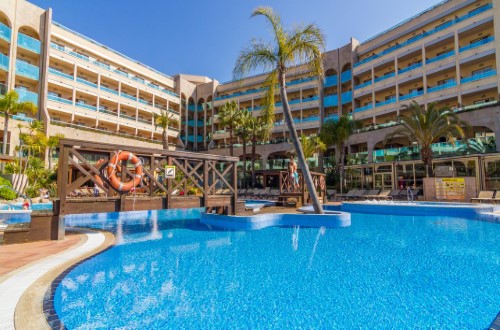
[48,91,61,97]
[99,105,108,111]
[76,99,87,105]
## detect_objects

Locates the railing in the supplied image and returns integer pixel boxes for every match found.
[324,75,338,87]
[0,53,9,71]
[215,87,267,101]
[324,94,338,107]
[76,102,97,111]
[398,62,422,75]
[354,80,372,90]
[341,69,352,83]
[426,50,455,64]
[49,67,74,80]
[347,151,369,165]
[341,91,352,104]
[461,69,497,84]
[0,22,11,42]
[99,109,118,117]
[454,100,500,114]
[17,33,41,54]
[427,80,456,93]
[100,85,119,95]
[353,121,398,134]
[48,94,73,105]
[15,60,39,80]
[375,98,396,107]
[76,77,98,88]
[288,76,317,86]
[354,103,373,113]
[137,118,151,125]
[12,113,34,123]
[15,88,38,104]
[399,90,424,101]
[374,72,395,83]
[459,36,495,53]
[120,113,136,121]
[324,114,339,122]
[121,92,136,101]
[353,3,493,68]
[50,42,180,99]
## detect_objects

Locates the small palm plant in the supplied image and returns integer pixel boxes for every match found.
[384,101,469,176]
[233,7,326,213]
[235,110,253,188]
[249,117,268,187]
[0,90,37,155]
[47,133,65,169]
[218,101,240,157]
[154,110,179,150]
[300,134,326,169]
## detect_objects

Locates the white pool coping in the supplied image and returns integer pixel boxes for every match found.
[0,229,105,330]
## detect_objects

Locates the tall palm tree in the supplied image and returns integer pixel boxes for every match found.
[300,134,326,168]
[218,101,240,157]
[320,115,357,193]
[0,90,37,155]
[154,110,179,150]
[384,101,468,177]
[233,7,326,214]
[235,110,252,188]
[47,133,65,169]
[249,117,268,187]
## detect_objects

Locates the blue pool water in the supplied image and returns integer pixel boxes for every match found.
[54,208,500,329]
[0,202,53,211]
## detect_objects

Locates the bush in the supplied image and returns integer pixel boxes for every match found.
[0,177,17,200]
[24,186,39,199]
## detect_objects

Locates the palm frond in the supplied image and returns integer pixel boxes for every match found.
[233,40,277,80]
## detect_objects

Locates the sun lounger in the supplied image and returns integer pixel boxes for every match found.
[326,189,337,201]
[361,189,380,199]
[389,189,402,200]
[238,189,247,197]
[267,189,280,200]
[339,189,357,201]
[373,190,392,200]
[349,189,367,200]
[492,191,500,204]
[471,190,495,203]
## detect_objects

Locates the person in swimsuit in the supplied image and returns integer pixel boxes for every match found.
[288,156,299,191]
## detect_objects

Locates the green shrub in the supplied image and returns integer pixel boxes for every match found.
[0,177,17,200]
[24,186,39,199]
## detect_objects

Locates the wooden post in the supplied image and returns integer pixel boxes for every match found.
[57,146,70,216]
[119,159,127,211]
[203,159,209,209]
[166,156,172,209]
[232,161,238,215]
[150,156,155,197]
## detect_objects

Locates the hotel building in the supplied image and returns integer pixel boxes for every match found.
[1,0,500,190]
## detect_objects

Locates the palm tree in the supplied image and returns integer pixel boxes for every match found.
[0,90,37,155]
[20,120,46,173]
[154,110,179,150]
[320,115,357,194]
[235,110,252,188]
[249,117,268,187]
[218,101,240,157]
[47,133,65,169]
[300,134,326,160]
[384,101,468,177]
[233,7,326,214]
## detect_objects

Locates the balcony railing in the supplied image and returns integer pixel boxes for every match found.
[99,109,118,117]
[100,86,119,95]
[76,102,97,111]
[354,103,373,113]
[374,72,395,83]
[341,91,352,104]
[0,22,11,42]
[398,62,422,75]
[461,69,497,84]
[17,33,41,54]
[121,92,136,101]
[49,67,74,80]
[15,88,38,104]
[399,90,424,101]
[341,69,352,83]
[15,60,39,80]
[324,75,338,87]
[375,98,396,108]
[353,3,493,68]
[324,94,338,107]
[48,94,73,105]
[426,50,455,64]
[0,53,9,72]
[324,114,339,122]
[354,80,372,90]
[459,36,495,53]
[427,80,457,93]
[76,77,98,88]
[120,113,136,121]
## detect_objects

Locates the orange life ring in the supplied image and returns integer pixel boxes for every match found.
[94,159,121,188]
[106,151,143,192]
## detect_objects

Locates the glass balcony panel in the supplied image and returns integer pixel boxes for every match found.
[324,75,338,87]
[324,114,339,122]
[324,94,338,107]
[121,92,136,101]
[0,22,11,42]
[399,90,424,101]
[341,69,352,83]
[398,62,422,75]
[459,36,495,53]
[48,93,73,105]
[375,97,396,107]
[100,86,119,95]
[354,80,372,90]
[15,88,38,104]
[427,80,456,93]
[49,67,73,80]
[341,91,352,104]
[76,77,98,88]
[354,103,373,113]
[76,102,97,111]
[426,50,455,64]
[15,60,39,80]
[17,33,41,54]
[461,69,497,84]
[0,53,9,71]
[374,72,395,83]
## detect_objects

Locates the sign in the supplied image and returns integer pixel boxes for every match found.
[165,166,176,179]
[435,178,465,200]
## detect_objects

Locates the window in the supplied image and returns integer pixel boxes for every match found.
[17,58,30,64]
[437,78,454,85]
[470,35,490,44]
[48,91,61,97]
[76,99,87,105]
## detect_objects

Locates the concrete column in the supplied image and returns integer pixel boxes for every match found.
[394,56,400,116]
[492,0,500,97]
[454,30,462,106]
[366,138,377,163]
[422,44,427,106]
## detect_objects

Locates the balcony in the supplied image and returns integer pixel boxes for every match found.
[288,76,317,86]
[99,108,118,117]
[324,114,339,122]
[354,103,373,113]
[398,62,422,75]
[76,77,98,89]
[427,80,456,93]
[121,91,136,101]
[374,72,395,83]
[347,151,368,165]
[341,70,352,84]
[215,87,267,101]
[76,102,97,111]
[324,75,338,87]
[48,94,73,105]
[17,33,41,54]
[49,67,73,80]
[354,80,372,90]
[100,85,119,96]
[461,69,497,84]
[0,22,11,42]
[426,50,455,65]
[15,60,39,80]
[375,97,396,108]
[399,90,424,101]
[120,113,136,122]
[459,36,495,53]
[353,3,493,68]
[324,94,338,107]
[341,91,352,104]
[15,88,38,104]
[0,53,9,71]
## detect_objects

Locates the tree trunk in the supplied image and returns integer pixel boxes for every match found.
[229,124,234,157]
[251,137,256,187]
[48,147,52,169]
[162,128,168,150]
[339,144,345,193]
[421,146,434,177]
[242,138,247,189]
[2,115,9,155]
[279,72,324,214]
[318,77,325,172]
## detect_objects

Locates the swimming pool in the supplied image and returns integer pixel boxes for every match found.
[0,202,53,211]
[52,208,499,328]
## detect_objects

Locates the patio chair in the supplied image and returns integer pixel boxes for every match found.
[471,190,495,203]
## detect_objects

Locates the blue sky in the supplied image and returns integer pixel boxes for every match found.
[30,0,440,82]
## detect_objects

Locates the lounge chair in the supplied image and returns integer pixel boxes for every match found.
[389,189,402,200]
[326,189,337,201]
[349,189,367,201]
[374,190,392,200]
[257,187,271,199]
[471,190,495,203]
[245,188,258,199]
[492,191,500,204]
[339,189,357,201]
[361,189,380,199]
[238,189,247,198]
[267,189,280,200]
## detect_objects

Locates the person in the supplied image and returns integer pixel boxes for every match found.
[93,184,99,197]
[22,199,30,210]
[288,156,299,191]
